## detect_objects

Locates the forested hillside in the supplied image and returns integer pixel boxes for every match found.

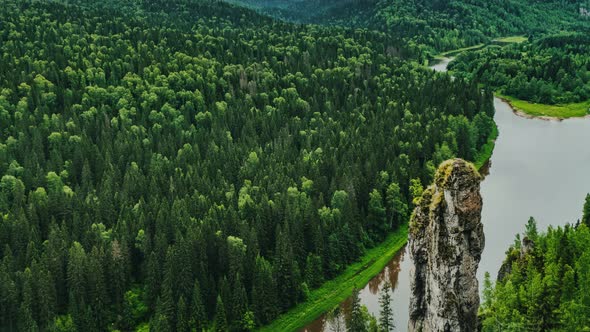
[224,0,377,27]
[480,195,590,331]
[227,0,590,52]
[0,0,496,331]
[450,33,590,105]
[372,0,589,52]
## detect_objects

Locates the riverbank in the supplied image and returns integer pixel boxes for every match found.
[438,43,486,57]
[431,35,527,61]
[474,122,499,170]
[497,94,590,120]
[259,225,408,332]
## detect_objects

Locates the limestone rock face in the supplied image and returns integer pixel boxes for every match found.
[408,158,484,332]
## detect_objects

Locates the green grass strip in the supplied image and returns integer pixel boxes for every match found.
[258,225,409,332]
[492,35,527,44]
[498,94,590,119]
[439,43,486,57]
[474,122,499,170]
[492,36,529,44]
[434,35,527,60]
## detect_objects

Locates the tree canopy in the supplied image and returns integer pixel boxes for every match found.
[480,207,590,331]
[0,0,496,330]
[450,33,590,104]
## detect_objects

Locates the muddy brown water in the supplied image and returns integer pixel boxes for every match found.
[301,58,590,332]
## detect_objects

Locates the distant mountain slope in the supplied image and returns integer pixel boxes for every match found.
[227,0,590,52]
[373,0,589,51]
[224,0,378,26]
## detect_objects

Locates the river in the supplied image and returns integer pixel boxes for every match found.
[301,58,590,332]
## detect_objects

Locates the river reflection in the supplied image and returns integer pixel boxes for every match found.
[301,247,411,332]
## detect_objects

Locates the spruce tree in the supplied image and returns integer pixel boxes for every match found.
[378,282,394,332]
[583,193,590,226]
[176,296,190,332]
[252,255,278,324]
[230,274,248,327]
[274,226,300,311]
[214,295,228,332]
[191,280,207,332]
[347,288,367,332]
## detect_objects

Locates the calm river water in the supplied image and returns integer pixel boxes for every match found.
[302,58,590,332]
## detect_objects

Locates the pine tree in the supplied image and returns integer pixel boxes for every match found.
[274,225,300,311]
[18,268,39,332]
[481,272,493,311]
[145,252,161,310]
[230,274,248,327]
[151,296,172,332]
[347,288,367,332]
[378,282,394,332]
[191,280,207,332]
[0,264,18,330]
[304,254,324,289]
[214,295,228,332]
[525,217,538,242]
[67,242,87,305]
[176,296,190,332]
[252,255,278,324]
[583,193,590,226]
[32,261,57,329]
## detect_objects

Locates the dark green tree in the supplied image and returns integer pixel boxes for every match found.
[191,280,207,332]
[214,295,228,332]
[378,282,394,332]
[252,255,278,324]
[583,193,590,226]
[176,295,190,332]
[347,288,367,332]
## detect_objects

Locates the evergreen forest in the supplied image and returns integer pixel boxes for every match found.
[450,33,590,105]
[0,0,496,330]
[1,0,589,331]
[228,0,590,53]
[480,195,590,331]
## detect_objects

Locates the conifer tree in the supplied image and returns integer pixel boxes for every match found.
[379,282,394,332]
[347,288,367,332]
[191,280,207,332]
[214,295,228,332]
[176,296,190,332]
[252,255,278,324]
[583,193,590,226]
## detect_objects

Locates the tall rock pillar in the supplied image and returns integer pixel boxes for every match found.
[408,158,485,332]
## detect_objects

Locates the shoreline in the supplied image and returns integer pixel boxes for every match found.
[496,95,590,122]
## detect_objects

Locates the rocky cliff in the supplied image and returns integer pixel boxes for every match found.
[408,158,485,332]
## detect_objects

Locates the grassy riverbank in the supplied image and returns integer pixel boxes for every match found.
[474,122,498,169]
[498,94,590,119]
[432,35,527,61]
[259,225,409,332]
[437,43,486,58]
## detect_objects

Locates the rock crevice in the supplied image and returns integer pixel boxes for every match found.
[408,158,484,332]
